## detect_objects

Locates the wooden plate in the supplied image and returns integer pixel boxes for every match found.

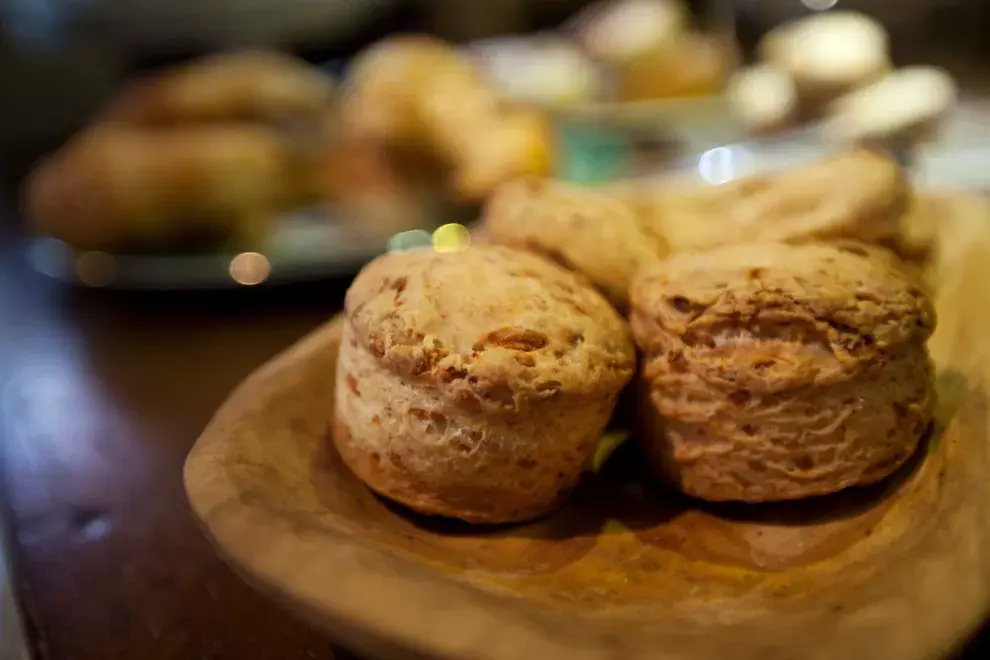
[185,196,990,660]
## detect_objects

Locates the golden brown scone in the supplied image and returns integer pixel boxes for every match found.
[483,178,668,310]
[891,194,941,263]
[24,124,305,251]
[335,245,636,523]
[630,241,935,502]
[643,149,908,253]
[100,50,335,126]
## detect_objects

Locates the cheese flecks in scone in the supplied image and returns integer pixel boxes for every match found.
[335,245,635,523]
[629,241,935,502]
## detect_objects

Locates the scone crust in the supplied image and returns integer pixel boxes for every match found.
[346,245,636,412]
[640,149,908,252]
[631,241,934,389]
[630,241,936,501]
[483,178,668,309]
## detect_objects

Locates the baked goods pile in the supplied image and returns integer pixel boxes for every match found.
[475,0,732,108]
[335,148,938,522]
[728,11,957,140]
[337,36,554,204]
[23,42,554,253]
[24,51,336,252]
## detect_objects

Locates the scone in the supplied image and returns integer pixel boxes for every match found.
[335,245,636,523]
[24,124,304,252]
[629,241,936,502]
[483,178,668,310]
[645,149,908,253]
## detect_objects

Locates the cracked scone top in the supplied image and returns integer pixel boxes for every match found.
[346,244,635,409]
[630,241,936,502]
[337,245,636,522]
[483,178,668,310]
[639,149,908,253]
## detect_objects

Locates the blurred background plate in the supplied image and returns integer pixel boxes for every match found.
[22,202,474,290]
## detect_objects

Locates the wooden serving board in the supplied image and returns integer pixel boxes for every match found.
[185,196,990,660]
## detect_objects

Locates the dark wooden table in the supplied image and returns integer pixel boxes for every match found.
[1,228,989,660]
[0,232,360,659]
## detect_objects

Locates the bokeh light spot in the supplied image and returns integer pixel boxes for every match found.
[228,252,271,286]
[387,229,432,252]
[432,223,471,253]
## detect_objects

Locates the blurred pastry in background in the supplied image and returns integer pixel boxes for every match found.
[641,149,907,252]
[822,66,958,146]
[483,178,668,310]
[339,35,554,202]
[569,0,730,102]
[24,124,308,252]
[472,36,606,108]
[614,32,732,102]
[315,128,449,239]
[339,35,491,147]
[100,50,336,126]
[726,64,799,135]
[759,11,890,112]
[441,105,554,202]
[570,0,687,65]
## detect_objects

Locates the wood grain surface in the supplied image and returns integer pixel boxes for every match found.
[0,198,989,658]
[186,198,990,660]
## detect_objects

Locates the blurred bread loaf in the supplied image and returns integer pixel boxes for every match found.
[726,64,799,134]
[339,35,554,201]
[614,32,731,102]
[759,11,890,110]
[339,36,486,146]
[822,66,958,145]
[571,0,687,64]
[101,50,335,126]
[630,241,935,502]
[569,0,729,101]
[25,124,305,251]
[335,245,636,522]
[25,50,341,252]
